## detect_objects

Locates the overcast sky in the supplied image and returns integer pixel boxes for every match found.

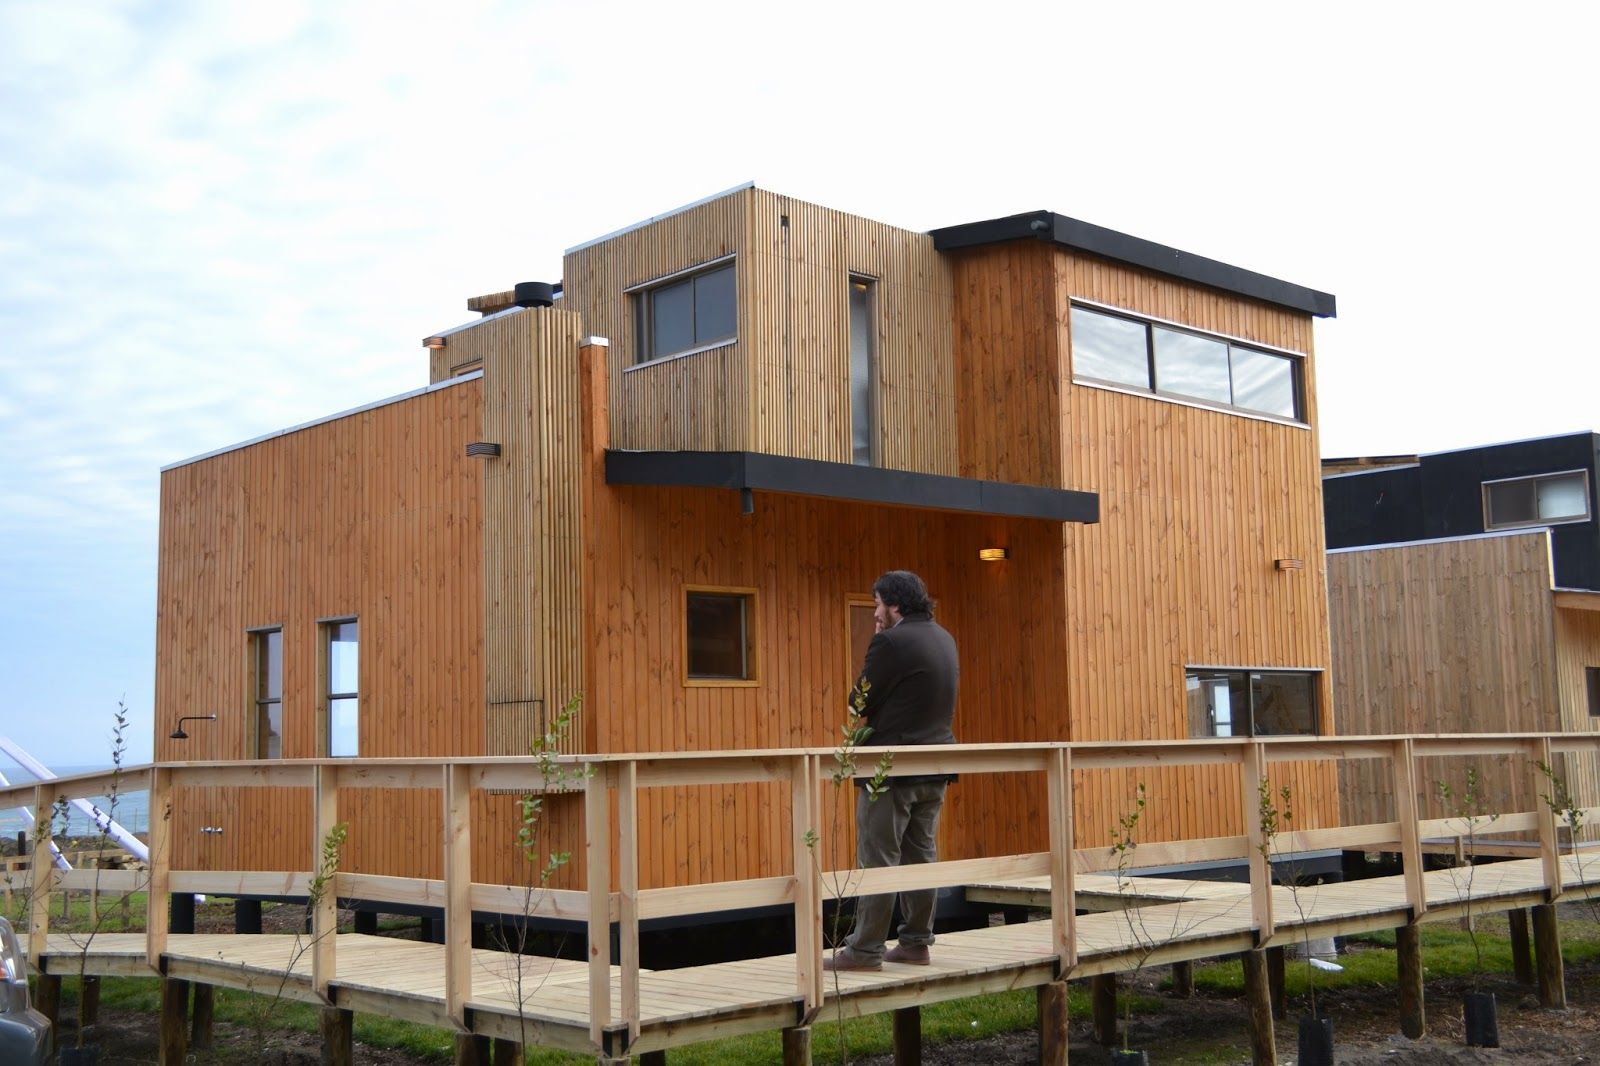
[2,2,1596,767]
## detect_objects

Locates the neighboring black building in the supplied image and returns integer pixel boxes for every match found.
[1323,432,1600,591]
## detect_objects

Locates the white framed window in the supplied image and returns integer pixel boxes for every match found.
[848,276,877,466]
[1482,470,1591,530]
[631,258,736,365]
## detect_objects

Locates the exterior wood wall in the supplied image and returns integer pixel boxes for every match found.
[1327,531,1568,827]
[1554,604,1600,832]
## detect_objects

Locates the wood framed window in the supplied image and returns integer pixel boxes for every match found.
[319,618,359,756]
[1482,470,1591,530]
[249,627,283,759]
[848,276,878,466]
[1185,667,1320,737]
[1587,667,1600,718]
[845,595,877,681]
[630,257,737,366]
[684,586,758,686]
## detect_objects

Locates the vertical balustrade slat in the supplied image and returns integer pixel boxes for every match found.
[1046,747,1076,971]
[312,765,340,1001]
[1530,737,1563,899]
[444,763,473,1026]
[1240,742,1273,943]
[791,753,821,1014]
[618,760,640,1043]
[146,768,171,973]
[1392,738,1425,920]
[29,784,55,968]
[586,765,613,1048]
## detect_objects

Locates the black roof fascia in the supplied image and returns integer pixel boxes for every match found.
[929,210,1336,319]
[605,450,1099,524]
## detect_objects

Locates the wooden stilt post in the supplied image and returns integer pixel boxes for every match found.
[1508,907,1535,986]
[1170,959,1194,998]
[1266,945,1286,1019]
[782,1025,812,1065]
[493,1037,523,1064]
[320,1006,354,1066]
[1397,923,1424,1038]
[454,1032,490,1065]
[81,974,101,1025]
[1531,903,1566,1009]
[637,1051,665,1066]
[159,977,190,1066]
[33,973,61,1026]
[190,982,215,1049]
[1091,973,1117,1045]
[354,910,378,935]
[1038,981,1070,1066]
[892,1005,922,1065]
[1243,949,1277,1066]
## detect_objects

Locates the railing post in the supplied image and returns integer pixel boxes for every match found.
[1240,741,1273,943]
[443,763,472,1026]
[1391,738,1426,920]
[618,760,640,1045]
[1045,746,1076,973]
[28,784,55,969]
[1529,737,1563,899]
[146,767,171,973]
[312,764,340,1003]
[791,753,822,1017]
[586,764,613,1049]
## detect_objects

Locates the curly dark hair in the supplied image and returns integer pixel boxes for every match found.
[872,570,933,615]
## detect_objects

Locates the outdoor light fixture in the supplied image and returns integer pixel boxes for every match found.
[978,547,1009,562]
[422,336,447,350]
[465,442,502,458]
[1275,558,1305,572]
[170,714,217,740]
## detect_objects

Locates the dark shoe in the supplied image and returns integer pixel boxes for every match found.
[884,943,930,965]
[822,948,882,971]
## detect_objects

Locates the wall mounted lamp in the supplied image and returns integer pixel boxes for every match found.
[1274,558,1305,572]
[466,442,502,458]
[978,547,1009,562]
[170,714,217,740]
[423,336,447,350]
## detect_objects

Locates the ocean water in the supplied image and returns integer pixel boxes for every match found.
[0,763,151,840]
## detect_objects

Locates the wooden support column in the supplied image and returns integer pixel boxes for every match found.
[1397,923,1424,1039]
[1240,743,1274,943]
[443,763,473,1027]
[1242,949,1277,1066]
[1091,973,1116,1045]
[311,764,340,1003]
[146,768,171,974]
[81,974,101,1025]
[235,898,263,934]
[1266,946,1286,1019]
[618,761,641,1045]
[1392,739,1426,923]
[1508,908,1535,985]
[782,1025,812,1065]
[454,1033,490,1065]
[1170,960,1194,998]
[320,1006,354,1066]
[190,982,215,1049]
[791,753,823,1018]
[159,977,190,1066]
[1046,747,1076,973]
[28,786,55,970]
[1038,981,1069,1066]
[33,973,60,1026]
[1532,903,1567,1009]
[892,1005,922,1065]
[354,910,378,935]
[637,1051,665,1066]
[585,768,614,1048]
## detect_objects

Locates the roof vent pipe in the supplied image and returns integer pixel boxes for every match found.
[513,281,555,308]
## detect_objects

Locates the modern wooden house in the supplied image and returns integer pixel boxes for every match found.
[155,183,1340,902]
[1325,433,1600,831]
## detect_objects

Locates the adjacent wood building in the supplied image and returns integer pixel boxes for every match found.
[155,184,1340,895]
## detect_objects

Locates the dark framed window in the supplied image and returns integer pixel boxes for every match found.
[1186,668,1319,737]
[322,619,359,757]
[1482,470,1591,530]
[685,586,758,685]
[1587,667,1600,718]
[1070,303,1305,421]
[849,276,877,466]
[251,628,283,759]
[632,259,736,365]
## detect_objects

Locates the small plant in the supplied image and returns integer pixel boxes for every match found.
[1435,768,1492,986]
[1538,761,1596,922]
[1258,778,1320,1014]
[1109,782,1149,1054]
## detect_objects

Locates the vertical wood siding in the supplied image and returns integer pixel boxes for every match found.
[1327,532,1565,827]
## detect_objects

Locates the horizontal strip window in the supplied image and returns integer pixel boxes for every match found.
[1070,303,1306,422]
[1185,668,1319,738]
[1482,469,1591,530]
[633,259,736,366]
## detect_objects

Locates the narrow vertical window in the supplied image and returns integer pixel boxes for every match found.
[325,620,359,757]
[1587,667,1600,718]
[253,628,283,759]
[849,276,877,466]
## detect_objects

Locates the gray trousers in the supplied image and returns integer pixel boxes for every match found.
[843,779,947,961]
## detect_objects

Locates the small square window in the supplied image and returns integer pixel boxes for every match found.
[685,587,757,685]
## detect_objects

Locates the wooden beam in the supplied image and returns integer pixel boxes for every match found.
[80,974,101,1026]
[892,1005,921,1066]
[782,1025,812,1065]
[1038,981,1069,1066]
[1242,949,1276,1066]
[1091,973,1116,1045]
[1266,946,1286,1020]
[1392,739,1426,921]
[320,1006,354,1066]
[28,786,55,969]
[1530,738,1563,898]
[146,768,171,974]
[454,1033,491,1065]
[32,973,60,1026]
[1397,923,1424,1038]
[1532,903,1566,1009]
[1241,744,1273,943]
[1046,747,1076,972]
[159,977,189,1066]
[190,982,214,1049]
[791,753,822,1017]
[618,760,641,1044]
[491,1037,522,1065]
[1508,908,1534,985]
[311,764,340,1003]
[586,768,613,1047]
[444,763,473,1027]
[1170,960,1194,998]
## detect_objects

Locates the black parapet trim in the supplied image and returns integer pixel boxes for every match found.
[606,450,1100,524]
[929,210,1337,319]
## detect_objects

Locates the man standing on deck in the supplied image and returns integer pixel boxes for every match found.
[824,570,959,971]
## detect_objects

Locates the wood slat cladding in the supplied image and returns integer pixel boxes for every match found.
[478,307,588,755]
[945,243,1337,844]
[1554,606,1600,835]
[1327,533,1564,829]
[154,381,485,873]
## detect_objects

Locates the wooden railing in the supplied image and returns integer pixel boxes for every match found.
[3,733,1599,1052]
